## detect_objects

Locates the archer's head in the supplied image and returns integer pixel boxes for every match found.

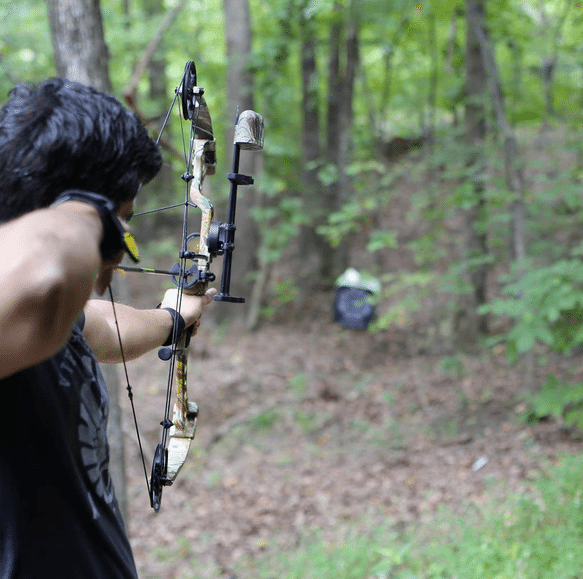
[0,77,162,222]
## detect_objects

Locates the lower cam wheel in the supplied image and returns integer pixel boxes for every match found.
[150,443,168,512]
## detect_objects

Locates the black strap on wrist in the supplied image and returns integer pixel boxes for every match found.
[160,307,186,346]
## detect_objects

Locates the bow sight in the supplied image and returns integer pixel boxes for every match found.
[212,109,265,302]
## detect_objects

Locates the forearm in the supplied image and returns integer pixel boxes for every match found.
[0,204,102,377]
[85,288,216,364]
[85,300,175,364]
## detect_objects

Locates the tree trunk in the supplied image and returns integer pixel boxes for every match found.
[47,0,128,520]
[334,16,359,275]
[142,0,168,103]
[538,2,571,135]
[141,0,178,234]
[47,0,112,92]
[466,0,535,387]
[465,0,526,265]
[320,2,359,283]
[321,6,343,282]
[455,0,489,348]
[296,1,359,287]
[223,0,260,313]
[299,19,323,280]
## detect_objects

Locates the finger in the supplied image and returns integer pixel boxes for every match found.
[203,287,218,305]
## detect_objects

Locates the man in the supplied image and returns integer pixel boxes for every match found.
[0,78,215,577]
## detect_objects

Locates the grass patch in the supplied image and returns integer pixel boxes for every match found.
[251,408,280,430]
[293,409,331,435]
[236,528,386,579]
[234,453,583,578]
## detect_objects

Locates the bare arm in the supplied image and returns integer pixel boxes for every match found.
[83,288,216,364]
[0,202,103,379]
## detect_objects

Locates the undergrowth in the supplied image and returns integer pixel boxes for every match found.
[235,453,583,578]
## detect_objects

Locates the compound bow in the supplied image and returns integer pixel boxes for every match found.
[116,60,264,512]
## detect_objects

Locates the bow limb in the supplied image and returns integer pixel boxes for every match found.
[188,137,217,295]
[160,110,217,491]
[165,330,197,482]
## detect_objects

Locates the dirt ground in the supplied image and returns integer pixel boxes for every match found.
[119,303,583,579]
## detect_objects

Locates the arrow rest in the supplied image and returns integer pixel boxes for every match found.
[167,259,215,292]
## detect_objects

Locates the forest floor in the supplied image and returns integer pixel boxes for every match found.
[120,298,583,579]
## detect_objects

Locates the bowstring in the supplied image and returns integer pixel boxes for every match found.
[107,286,151,496]
[155,89,180,148]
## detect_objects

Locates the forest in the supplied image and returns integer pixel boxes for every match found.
[4,0,583,577]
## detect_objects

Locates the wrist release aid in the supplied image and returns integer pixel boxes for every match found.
[160,307,186,346]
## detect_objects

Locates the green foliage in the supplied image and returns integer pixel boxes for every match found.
[367,230,398,253]
[525,375,583,430]
[479,255,583,426]
[293,409,329,435]
[259,276,301,322]
[316,198,375,248]
[480,259,583,361]
[316,159,392,250]
[251,187,307,266]
[271,277,300,305]
[0,0,54,95]
[371,272,436,331]
[440,354,465,379]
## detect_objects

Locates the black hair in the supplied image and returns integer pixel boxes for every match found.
[0,77,162,222]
